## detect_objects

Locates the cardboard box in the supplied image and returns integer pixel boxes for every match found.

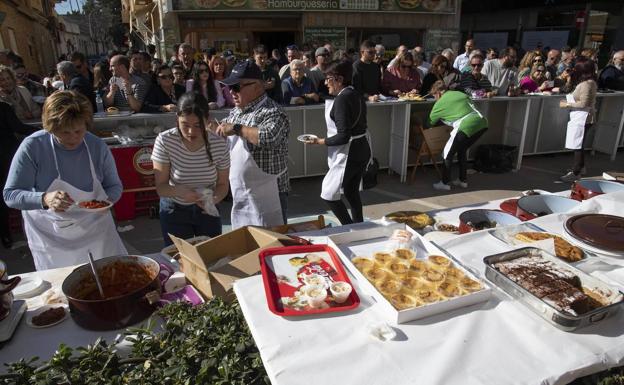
[327,224,491,324]
[170,227,293,301]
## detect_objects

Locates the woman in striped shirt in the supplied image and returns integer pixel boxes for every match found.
[152,92,230,246]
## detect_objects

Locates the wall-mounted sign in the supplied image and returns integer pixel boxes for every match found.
[172,0,455,14]
[424,29,460,54]
[303,27,346,51]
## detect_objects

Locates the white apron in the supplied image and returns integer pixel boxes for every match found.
[22,135,127,271]
[229,134,286,230]
[320,89,368,201]
[442,102,484,159]
[565,94,589,150]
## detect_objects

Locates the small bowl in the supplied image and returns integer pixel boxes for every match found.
[459,209,522,234]
[516,194,579,220]
[329,281,352,304]
[571,179,624,201]
[301,285,328,308]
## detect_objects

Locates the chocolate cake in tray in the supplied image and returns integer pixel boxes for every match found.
[484,247,624,331]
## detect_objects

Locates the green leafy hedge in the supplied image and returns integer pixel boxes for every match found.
[1,299,270,385]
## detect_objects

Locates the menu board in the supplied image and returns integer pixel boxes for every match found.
[303,27,347,51]
[173,0,455,13]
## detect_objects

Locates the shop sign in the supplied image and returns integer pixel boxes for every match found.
[173,0,454,13]
[133,147,154,176]
[304,27,346,51]
[424,29,460,55]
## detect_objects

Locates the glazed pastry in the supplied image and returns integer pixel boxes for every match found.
[389,262,409,276]
[423,269,445,283]
[459,277,483,292]
[377,279,403,296]
[390,293,419,310]
[352,257,375,271]
[438,280,461,298]
[374,252,394,266]
[363,267,389,282]
[395,248,416,260]
[414,289,439,303]
[428,255,452,270]
[409,259,428,275]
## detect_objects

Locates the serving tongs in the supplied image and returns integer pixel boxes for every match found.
[87,251,106,299]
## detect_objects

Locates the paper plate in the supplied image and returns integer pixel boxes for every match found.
[13,277,44,299]
[297,134,318,143]
[26,305,69,329]
[75,200,113,212]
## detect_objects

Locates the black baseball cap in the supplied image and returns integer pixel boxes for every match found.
[220,59,262,86]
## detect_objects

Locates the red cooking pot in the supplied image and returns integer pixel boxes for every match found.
[570,179,624,201]
[516,194,580,221]
[62,255,172,330]
[0,259,21,321]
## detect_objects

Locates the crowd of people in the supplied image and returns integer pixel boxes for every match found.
[0,39,623,270]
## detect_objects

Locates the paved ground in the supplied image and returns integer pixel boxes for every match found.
[2,149,621,274]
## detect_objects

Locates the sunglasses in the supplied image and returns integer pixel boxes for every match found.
[471,63,483,68]
[230,82,255,93]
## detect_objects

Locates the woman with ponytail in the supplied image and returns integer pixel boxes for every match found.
[151,92,230,246]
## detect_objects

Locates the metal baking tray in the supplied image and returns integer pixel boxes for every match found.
[484,247,624,331]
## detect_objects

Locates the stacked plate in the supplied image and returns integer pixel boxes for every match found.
[564,214,624,257]
[13,277,45,299]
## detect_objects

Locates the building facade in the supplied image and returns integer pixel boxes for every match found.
[124,0,462,60]
[0,0,59,75]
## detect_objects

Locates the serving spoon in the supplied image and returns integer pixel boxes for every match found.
[87,251,105,299]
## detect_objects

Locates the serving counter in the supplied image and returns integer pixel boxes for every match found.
[25,92,624,185]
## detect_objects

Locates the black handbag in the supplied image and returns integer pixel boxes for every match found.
[362,157,379,190]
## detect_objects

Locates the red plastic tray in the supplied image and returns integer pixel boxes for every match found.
[259,244,360,317]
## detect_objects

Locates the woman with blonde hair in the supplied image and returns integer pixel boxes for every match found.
[0,65,41,120]
[3,91,126,270]
[519,63,549,93]
[382,51,422,96]
[518,50,545,79]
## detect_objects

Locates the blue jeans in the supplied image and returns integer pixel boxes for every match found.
[159,198,222,247]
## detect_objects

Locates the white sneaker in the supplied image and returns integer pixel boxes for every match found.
[433,181,451,191]
[451,180,468,188]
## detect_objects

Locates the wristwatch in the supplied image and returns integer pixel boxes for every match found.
[232,123,243,136]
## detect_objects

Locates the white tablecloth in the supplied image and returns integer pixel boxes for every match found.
[1,253,172,369]
[234,191,624,385]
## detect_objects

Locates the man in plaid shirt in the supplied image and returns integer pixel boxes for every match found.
[216,60,290,226]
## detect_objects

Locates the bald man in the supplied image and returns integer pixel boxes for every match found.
[545,49,561,80]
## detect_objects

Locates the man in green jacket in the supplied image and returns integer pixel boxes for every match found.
[428,80,488,190]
